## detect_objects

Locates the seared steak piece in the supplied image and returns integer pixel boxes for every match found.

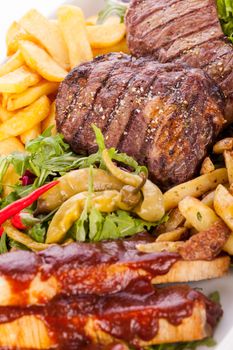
[56,53,224,189]
[126,0,233,121]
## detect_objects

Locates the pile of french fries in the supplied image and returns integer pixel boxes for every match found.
[0,5,128,154]
[138,138,233,256]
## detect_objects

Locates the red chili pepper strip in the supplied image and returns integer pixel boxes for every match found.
[0,227,4,236]
[0,181,59,226]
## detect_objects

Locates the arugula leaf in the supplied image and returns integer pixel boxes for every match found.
[97,0,128,24]
[0,233,8,254]
[217,0,233,43]
[145,337,216,350]
[208,291,221,303]
[89,207,104,240]
[28,223,46,243]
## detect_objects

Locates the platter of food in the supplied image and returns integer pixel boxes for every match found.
[0,0,232,349]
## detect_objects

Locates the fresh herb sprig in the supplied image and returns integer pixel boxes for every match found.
[217,0,233,43]
[97,0,128,24]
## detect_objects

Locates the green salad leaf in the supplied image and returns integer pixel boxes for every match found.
[145,337,216,350]
[97,0,128,24]
[0,233,8,254]
[217,0,233,43]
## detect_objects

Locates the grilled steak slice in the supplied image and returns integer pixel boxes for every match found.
[0,281,222,349]
[126,0,233,121]
[56,53,225,189]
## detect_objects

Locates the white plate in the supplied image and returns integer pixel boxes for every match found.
[0,1,232,349]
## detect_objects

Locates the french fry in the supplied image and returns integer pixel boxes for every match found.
[0,51,24,77]
[92,39,130,57]
[6,21,36,56]
[214,184,233,231]
[86,15,98,25]
[0,96,50,141]
[137,241,184,253]
[201,190,215,208]
[0,137,25,197]
[6,81,59,111]
[223,233,233,255]
[87,23,126,48]
[57,5,93,69]
[19,40,67,82]
[19,9,69,70]
[42,101,56,135]
[200,157,215,175]
[20,123,41,144]
[156,227,187,242]
[156,208,185,234]
[0,65,40,94]
[224,150,233,185]
[179,196,219,232]
[164,168,228,211]
[213,137,233,154]
[0,105,14,122]
[86,15,120,26]
[2,94,9,109]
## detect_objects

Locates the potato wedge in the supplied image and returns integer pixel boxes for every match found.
[201,190,215,208]
[0,105,14,122]
[0,65,40,94]
[224,150,233,185]
[223,233,233,255]
[156,208,185,234]
[19,40,67,82]
[87,23,126,48]
[156,227,187,242]
[213,137,233,154]
[0,51,24,77]
[19,9,69,70]
[200,157,215,175]
[7,81,59,111]
[20,123,41,144]
[0,96,50,141]
[86,15,120,26]
[179,196,219,232]
[214,184,233,231]
[57,5,93,69]
[137,241,184,253]
[6,21,36,56]
[92,38,130,57]
[0,137,25,197]
[42,101,56,135]
[164,168,228,211]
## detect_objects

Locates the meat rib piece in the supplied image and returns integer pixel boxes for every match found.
[126,0,233,121]
[56,53,225,189]
[0,234,229,306]
[0,280,222,349]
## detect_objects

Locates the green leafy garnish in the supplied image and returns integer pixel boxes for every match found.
[209,291,221,303]
[97,0,128,24]
[145,337,216,350]
[217,0,233,43]
[28,223,46,243]
[0,233,8,254]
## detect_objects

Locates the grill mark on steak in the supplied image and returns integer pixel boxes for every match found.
[56,54,225,189]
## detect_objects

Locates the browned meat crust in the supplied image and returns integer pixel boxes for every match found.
[179,220,231,261]
[126,0,233,121]
[56,53,225,189]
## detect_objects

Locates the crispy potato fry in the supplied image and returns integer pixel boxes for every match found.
[86,15,120,26]
[2,94,9,109]
[156,208,185,234]
[137,241,184,253]
[223,233,233,255]
[19,40,67,82]
[164,168,228,211]
[92,38,130,57]
[20,123,41,144]
[201,190,215,208]
[19,9,69,70]
[214,184,233,231]
[6,21,36,56]
[87,23,126,48]
[0,137,24,156]
[86,15,98,25]
[213,137,233,154]
[6,81,59,111]
[0,65,40,94]
[224,150,233,185]
[57,5,93,69]
[200,157,215,175]
[0,96,50,141]
[156,227,187,242]
[0,51,24,77]
[0,105,14,122]
[179,196,219,232]
[42,101,56,135]
[0,137,25,197]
